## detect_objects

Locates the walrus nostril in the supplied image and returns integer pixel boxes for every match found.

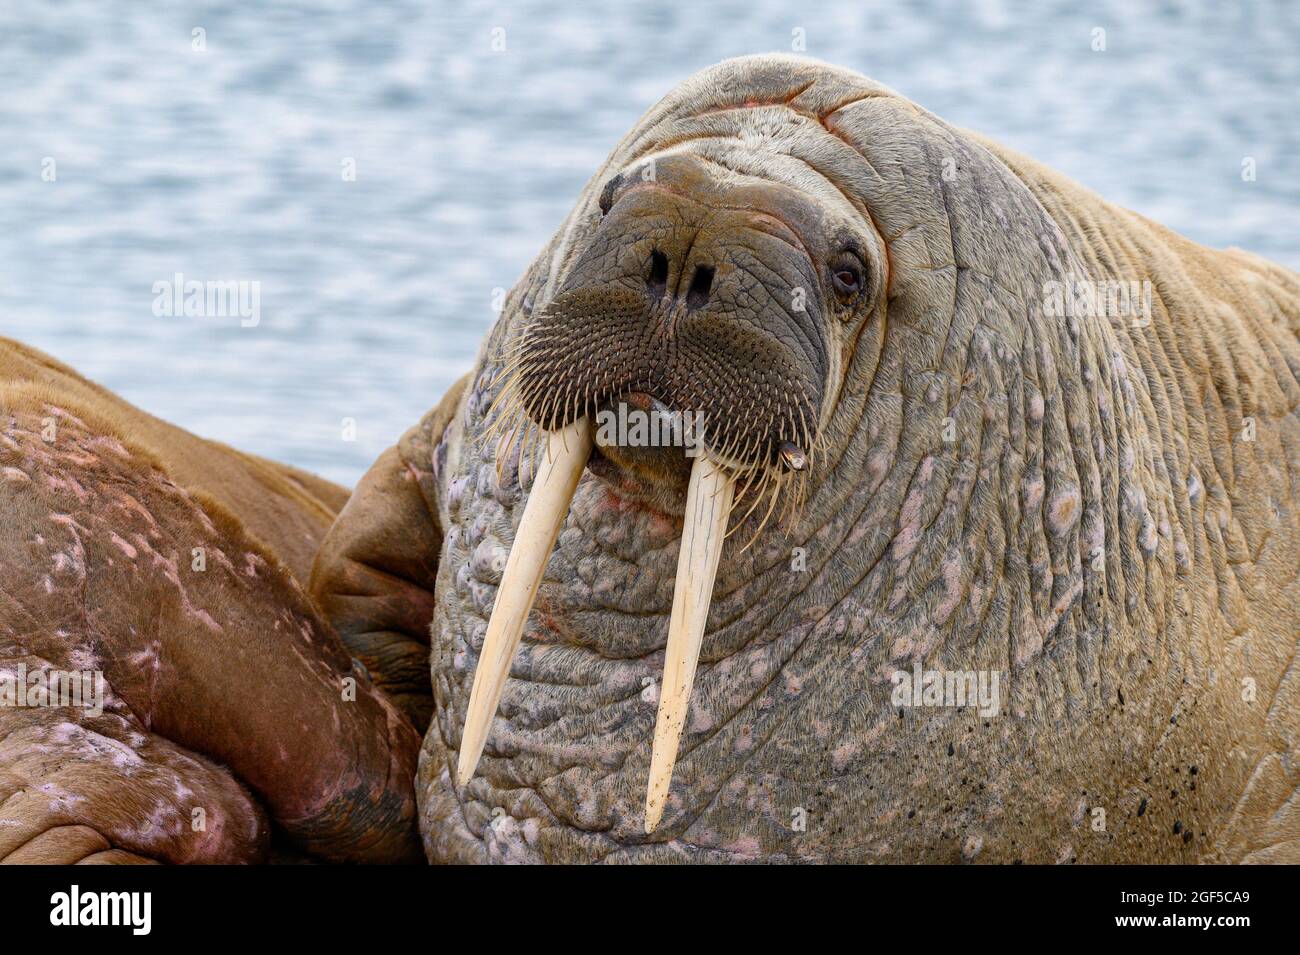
[685,265,714,310]
[647,250,669,298]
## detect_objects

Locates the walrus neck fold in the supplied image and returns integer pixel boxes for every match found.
[456,416,594,786]
[457,414,739,833]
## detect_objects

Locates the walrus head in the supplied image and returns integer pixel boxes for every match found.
[437,54,1183,858]
[458,102,890,829]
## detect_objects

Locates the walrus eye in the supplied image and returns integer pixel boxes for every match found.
[597,174,623,216]
[831,260,864,299]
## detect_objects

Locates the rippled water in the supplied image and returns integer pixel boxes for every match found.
[2,0,1296,485]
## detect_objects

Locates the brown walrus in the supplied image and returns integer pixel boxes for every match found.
[0,337,421,863]
[312,55,1300,863]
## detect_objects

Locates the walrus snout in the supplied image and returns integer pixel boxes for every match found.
[509,161,832,476]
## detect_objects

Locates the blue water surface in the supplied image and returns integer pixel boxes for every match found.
[1,0,1295,484]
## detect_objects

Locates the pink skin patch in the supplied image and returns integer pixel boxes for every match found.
[108,532,138,559]
[109,487,160,529]
[1046,488,1081,536]
[594,483,677,539]
[865,447,890,489]
[722,835,761,859]
[831,740,859,773]
[147,550,221,631]
[917,455,936,482]
[933,555,964,624]
[41,405,89,430]
[892,487,926,560]
[86,435,131,458]
[1022,475,1044,511]
[1140,520,1159,554]
[1014,604,1043,666]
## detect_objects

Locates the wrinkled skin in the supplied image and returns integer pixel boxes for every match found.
[0,338,422,864]
[314,56,1300,863]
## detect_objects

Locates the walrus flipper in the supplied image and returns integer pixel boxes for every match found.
[0,700,269,864]
[311,375,469,733]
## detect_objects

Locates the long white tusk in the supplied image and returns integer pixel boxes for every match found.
[644,453,735,833]
[457,416,592,786]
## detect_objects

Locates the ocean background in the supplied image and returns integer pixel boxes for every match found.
[2,0,1296,486]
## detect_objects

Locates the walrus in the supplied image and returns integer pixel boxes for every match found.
[0,337,421,863]
[310,54,1300,864]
